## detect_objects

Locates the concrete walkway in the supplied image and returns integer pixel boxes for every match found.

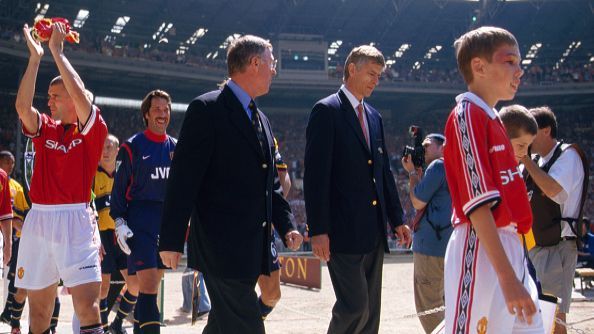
[2,254,593,333]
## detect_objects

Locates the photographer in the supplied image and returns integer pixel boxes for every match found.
[522,106,589,334]
[401,133,452,334]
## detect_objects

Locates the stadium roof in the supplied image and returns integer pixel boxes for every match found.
[0,0,592,106]
[1,0,592,65]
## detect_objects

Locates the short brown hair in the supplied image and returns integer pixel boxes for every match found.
[454,26,518,84]
[140,90,171,126]
[343,45,386,81]
[227,35,272,76]
[499,105,538,139]
[529,106,557,138]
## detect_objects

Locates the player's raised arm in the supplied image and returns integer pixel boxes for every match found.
[48,22,92,127]
[15,24,42,134]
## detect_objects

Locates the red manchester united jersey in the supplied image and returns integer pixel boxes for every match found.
[23,106,108,204]
[443,92,532,234]
[0,169,12,222]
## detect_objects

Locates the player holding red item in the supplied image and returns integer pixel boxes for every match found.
[14,22,107,334]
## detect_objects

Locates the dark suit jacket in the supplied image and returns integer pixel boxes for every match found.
[304,89,404,254]
[159,85,294,279]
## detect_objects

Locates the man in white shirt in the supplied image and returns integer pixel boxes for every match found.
[522,106,587,334]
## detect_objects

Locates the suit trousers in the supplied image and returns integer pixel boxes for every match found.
[327,242,384,334]
[202,273,264,334]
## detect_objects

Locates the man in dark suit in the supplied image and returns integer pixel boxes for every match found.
[304,45,411,334]
[159,35,302,334]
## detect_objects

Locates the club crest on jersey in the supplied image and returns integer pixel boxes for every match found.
[115,160,122,172]
[477,316,488,334]
[45,139,82,153]
[17,267,24,279]
[170,151,174,161]
[151,167,170,180]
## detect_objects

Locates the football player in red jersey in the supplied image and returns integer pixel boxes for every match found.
[441,27,544,334]
[14,22,107,334]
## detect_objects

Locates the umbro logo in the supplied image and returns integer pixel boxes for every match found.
[78,264,97,270]
[489,144,505,153]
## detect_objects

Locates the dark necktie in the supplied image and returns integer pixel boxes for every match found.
[248,100,266,154]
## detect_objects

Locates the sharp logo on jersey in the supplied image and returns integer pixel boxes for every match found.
[45,139,83,153]
[499,167,522,185]
[489,144,506,153]
[150,167,170,180]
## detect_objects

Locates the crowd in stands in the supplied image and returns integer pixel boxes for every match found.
[333,61,594,86]
[0,22,228,72]
[0,107,18,153]
[2,23,593,86]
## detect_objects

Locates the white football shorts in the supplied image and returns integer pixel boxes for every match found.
[15,203,101,289]
[444,224,544,334]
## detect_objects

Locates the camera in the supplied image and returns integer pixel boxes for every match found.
[402,125,425,168]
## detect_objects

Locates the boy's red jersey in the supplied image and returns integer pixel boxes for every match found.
[444,92,532,234]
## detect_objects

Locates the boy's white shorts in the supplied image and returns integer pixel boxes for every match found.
[444,224,544,334]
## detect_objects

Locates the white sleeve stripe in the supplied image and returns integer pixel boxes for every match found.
[462,190,501,215]
[79,105,97,136]
[23,111,42,138]
[0,213,13,221]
